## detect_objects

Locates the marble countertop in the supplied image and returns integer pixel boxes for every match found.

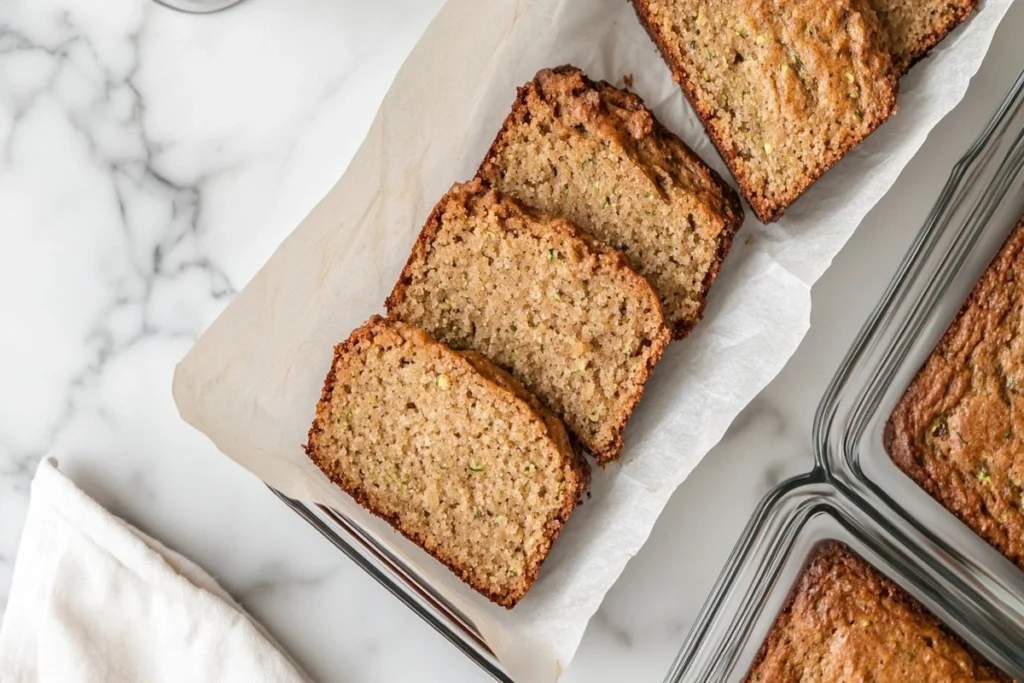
[2,1,1022,681]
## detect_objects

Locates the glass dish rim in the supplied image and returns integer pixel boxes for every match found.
[663,471,1024,682]
[270,488,514,683]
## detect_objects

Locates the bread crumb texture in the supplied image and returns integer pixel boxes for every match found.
[388,180,670,463]
[870,0,977,74]
[479,65,743,338]
[631,0,898,222]
[886,219,1024,572]
[305,316,589,608]
[745,542,1011,682]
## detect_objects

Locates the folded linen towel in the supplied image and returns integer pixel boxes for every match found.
[0,458,311,683]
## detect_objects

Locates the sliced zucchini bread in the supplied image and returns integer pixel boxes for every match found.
[387,180,671,463]
[305,316,589,607]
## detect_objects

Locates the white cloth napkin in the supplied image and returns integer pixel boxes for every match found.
[0,459,311,683]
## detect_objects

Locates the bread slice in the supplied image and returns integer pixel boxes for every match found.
[871,0,977,74]
[305,316,589,608]
[478,65,743,339]
[387,179,671,463]
[630,0,899,222]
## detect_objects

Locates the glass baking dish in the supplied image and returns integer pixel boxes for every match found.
[666,64,1024,683]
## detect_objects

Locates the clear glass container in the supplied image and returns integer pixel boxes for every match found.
[665,65,1024,683]
[154,0,246,13]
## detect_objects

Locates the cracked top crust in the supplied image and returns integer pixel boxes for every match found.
[886,217,1024,571]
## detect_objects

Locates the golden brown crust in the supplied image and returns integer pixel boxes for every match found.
[478,65,744,338]
[630,0,899,223]
[305,316,589,608]
[385,185,455,314]
[873,0,978,75]
[745,542,1011,682]
[885,219,1024,572]
[387,179,671,464]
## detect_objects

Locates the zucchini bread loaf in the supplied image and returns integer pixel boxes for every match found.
[305,316,589,608]
[387,180,671,464]
[746,542,1010,682]
[886,218,1024,572]
[477,65,743,339]
[871,0,977,75]
[630,0,899,222]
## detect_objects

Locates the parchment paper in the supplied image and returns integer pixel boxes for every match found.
[172,0,1015,679]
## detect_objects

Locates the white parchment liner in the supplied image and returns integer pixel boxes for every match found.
[173,0,1015,679]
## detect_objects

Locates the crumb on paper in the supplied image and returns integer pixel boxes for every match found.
[745,234,755,246]
[622,73,634,89]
